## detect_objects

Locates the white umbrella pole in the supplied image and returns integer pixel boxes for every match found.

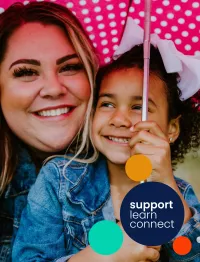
[141,0,152,184]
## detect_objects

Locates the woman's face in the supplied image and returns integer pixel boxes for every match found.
[0,22,90,153]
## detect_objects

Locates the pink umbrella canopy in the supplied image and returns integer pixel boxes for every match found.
[1,0,200,65]
[0,0,199,108]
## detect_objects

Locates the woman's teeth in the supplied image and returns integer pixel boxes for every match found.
[37,107,70,117]
[108,136,130,143]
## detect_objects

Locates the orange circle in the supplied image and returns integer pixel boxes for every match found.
[125,155,152,181]
[173,236,192,255]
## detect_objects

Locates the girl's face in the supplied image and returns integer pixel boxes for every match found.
[0,22,90,153]
[92,68,171,164]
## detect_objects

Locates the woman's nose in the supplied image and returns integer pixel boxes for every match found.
[109,110,132,128]
[39,73,67,98]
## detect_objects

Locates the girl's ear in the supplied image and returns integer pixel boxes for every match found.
[168,115,181,143]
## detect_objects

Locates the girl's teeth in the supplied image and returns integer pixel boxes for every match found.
[108,136,129,143]
[38,107,70,117]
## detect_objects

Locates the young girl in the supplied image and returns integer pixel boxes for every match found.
[12,43,200,261]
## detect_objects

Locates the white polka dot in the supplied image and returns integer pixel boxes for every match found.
[111,29,118,35]
[36,0,44,2]
[92,0,99,3]
[134,19,140,24]
[192,2,199,8]
[185,44,191,51]
[120,11,127,18]
[185,10,192,16]
[195,51,200,56]
[72,11,76,16]
[163,0,170,6]
[129,7,135,13]
[151,16,157,22]
[94,6,101,12]
[182,31,189,37]
[109,21,116,27]
[113,45,119,51]
[89,34,95,40]
[93,43,97,48]
[107,4,114,10]
[192,36,199,43]
[98,23,105,29]
[104,57,111,63]
[161,21,168,27]
[103,48,109,54]
[119,2,126,8]
[86,26,93,32]
[171,26,178,32]
[99,31,107,37]
[196,15,200,21]
[134,0,141,3]
[112,37,119,43]
[96,15,103,21]
[165,33,171,39]
[181,0,188,2]
[79,0,86,6]
[101,39,108,46]
[154,28,161,34]
[139,11,145,17]
[66,2,74,8]
[178,18,185,24]
[174,5,181,11]
[103,57,111,65]
[84,17,91,23]
[189,23,196,29]
[82,9,89,15]
[121,20,125,25]
[23,1,30,5]
[108,13,115,19]
[167,13,174,19]
[156,8,163,14]
[175,39,182,44]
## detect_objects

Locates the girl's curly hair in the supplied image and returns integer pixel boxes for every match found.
[95,44,200,168]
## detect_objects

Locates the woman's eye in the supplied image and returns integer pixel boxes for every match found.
[59,63,84,75]
[13,67,39,81]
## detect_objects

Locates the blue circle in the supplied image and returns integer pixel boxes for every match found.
[120,182,184,246]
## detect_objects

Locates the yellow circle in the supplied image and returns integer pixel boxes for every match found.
[125,155,152,181]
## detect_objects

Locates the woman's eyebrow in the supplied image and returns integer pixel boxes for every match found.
[98,93,116,99]
[9,54,78,70]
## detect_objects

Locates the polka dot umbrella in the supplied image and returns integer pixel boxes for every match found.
[1,0,199,107]
[1,0,200,65]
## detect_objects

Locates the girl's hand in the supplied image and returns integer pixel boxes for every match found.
[129,121,192,224]
[129,121,174,186]
[113,222,160,262]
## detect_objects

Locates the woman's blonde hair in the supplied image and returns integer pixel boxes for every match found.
[0,1,99,195]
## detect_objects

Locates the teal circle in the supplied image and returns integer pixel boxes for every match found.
[89,220,123,255]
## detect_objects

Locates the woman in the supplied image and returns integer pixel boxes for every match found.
[0,2,98,261]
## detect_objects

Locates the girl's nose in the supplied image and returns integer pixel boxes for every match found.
[39,73,67,98]
[108,110,132,128]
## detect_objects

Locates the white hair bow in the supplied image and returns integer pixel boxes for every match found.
[113,17,200,101]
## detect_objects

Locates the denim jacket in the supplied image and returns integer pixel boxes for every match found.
[0,144,37,262]
[12,156,200,262]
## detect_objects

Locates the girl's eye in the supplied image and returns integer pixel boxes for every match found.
[59,63,84,75]
[132,105,142,110]
[13,67,39,81]
[100,102,114,108]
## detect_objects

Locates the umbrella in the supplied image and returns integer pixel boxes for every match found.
[1,0,200,65]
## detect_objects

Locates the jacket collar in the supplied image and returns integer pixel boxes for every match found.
[4,143,37,198]
[65,155,111,215]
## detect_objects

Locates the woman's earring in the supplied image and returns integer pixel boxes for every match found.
[169,137,173,143]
